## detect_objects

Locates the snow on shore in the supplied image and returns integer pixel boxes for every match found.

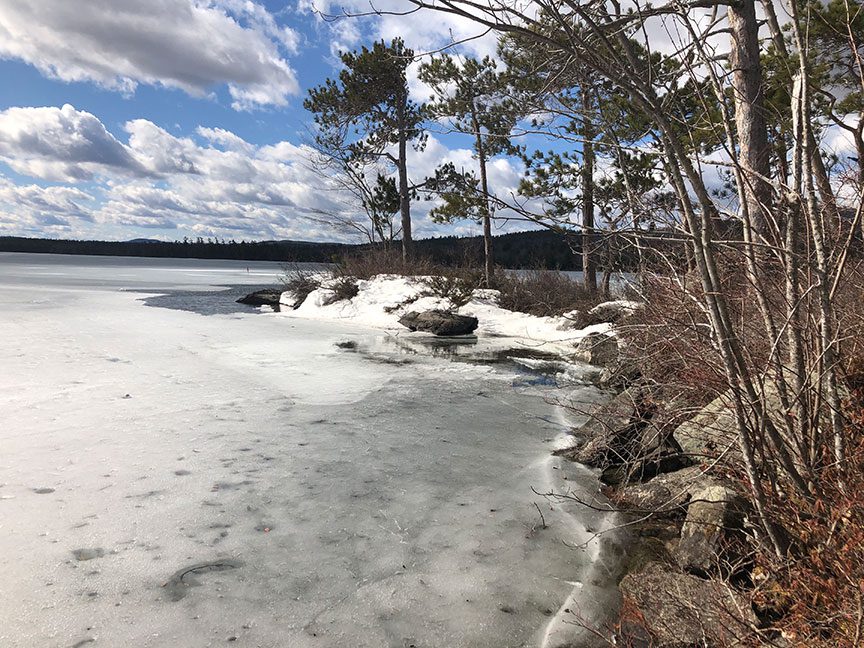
[279,274,616,358]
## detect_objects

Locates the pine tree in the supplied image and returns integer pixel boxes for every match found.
[305,38,425,260]
[419,55,515,284]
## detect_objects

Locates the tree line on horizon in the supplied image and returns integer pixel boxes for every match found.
[0,229,600,269]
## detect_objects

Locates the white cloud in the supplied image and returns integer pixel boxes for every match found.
[0,176,96,234]
[0,105,145,181]
[0,102,534,241]
[0,0,299,110]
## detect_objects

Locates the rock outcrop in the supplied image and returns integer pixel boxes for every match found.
[617,465,722,512]
[557,386,691,486]
[237,288,283,311]
[398,310,479,336]
[673,394,740,464]
[572,332,619,367]
[675,485,746,575]
[619,562,758,647]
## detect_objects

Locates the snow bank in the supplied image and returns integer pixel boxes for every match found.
[280,274,613,358]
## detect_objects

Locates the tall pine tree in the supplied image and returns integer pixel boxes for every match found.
[305,38,425,260]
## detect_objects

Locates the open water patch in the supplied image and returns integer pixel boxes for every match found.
[138,284,284,316]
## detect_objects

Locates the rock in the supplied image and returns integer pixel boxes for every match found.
[617,465,721,512]
[619,562,758,647]
[675,485,746,575]
[398,310,478,336]
[572,332,619,367]
[558,387,690,484]
[597,359,641,389]
[586,300,642,324]
[236,289,282,311]
[555,388,643,467]
[673,395,740,464]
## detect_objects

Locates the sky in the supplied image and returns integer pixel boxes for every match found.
[0,0,521,243]
[1,1,857,244]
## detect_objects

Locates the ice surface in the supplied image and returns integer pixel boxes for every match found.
[0,253,622,648]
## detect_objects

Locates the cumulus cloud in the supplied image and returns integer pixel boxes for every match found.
[0,176,96,234]
[0,104,145,181]
[0,0,299,110]
[0,102,531,241]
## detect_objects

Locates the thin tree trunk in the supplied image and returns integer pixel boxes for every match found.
[581,85,597,292]
[762,0,839,223]
[397,101,412,261]
[472,108,494,285]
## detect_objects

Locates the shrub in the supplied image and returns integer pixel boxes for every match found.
[421,272,483,309]
[492,269,602,318]
[281,269,322,309]
[321,276,360,305]
[336,247,438,279]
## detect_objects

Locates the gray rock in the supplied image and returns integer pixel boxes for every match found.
[619,562,758,647]
[617,466,722,512]
[558,387,690,485]
[586,300,641,324]
[600,451,690,486]
[398,310,478,336]
[673,395,740,464]
[573,332,619,367]
[236,289,282,311]
[559,388,642,467]
[675,485,746,575]
[597,359,641,389]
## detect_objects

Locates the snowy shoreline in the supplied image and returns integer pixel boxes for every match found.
[276,273,632,365]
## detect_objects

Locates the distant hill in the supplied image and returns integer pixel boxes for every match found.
[0,229,586,270]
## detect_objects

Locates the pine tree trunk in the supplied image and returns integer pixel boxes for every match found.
[472,109,494,285]
[397,97,412,262]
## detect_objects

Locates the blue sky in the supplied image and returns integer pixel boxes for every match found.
[0,0,525,243]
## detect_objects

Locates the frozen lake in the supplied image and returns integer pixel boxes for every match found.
[0,253,621,648]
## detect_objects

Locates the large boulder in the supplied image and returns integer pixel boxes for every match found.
[557,387,690,485]
[573,332,619,367]
[673,395,740,464]
[586,299,642,324]
[619,562,758,647]
[558,388,643,466]
[599,450,690,486]
[675,485,746,575]
[597,359,642,389]
[237,288,282,311]
[671,372,848,468]
[398,310,478,336]
[617,465,723,512]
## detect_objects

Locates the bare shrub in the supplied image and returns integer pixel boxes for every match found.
[336,247,438,279]
[753,391,864,647]
[281,270,322,309]
[321,276,360,305]
[493,269,603,318]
